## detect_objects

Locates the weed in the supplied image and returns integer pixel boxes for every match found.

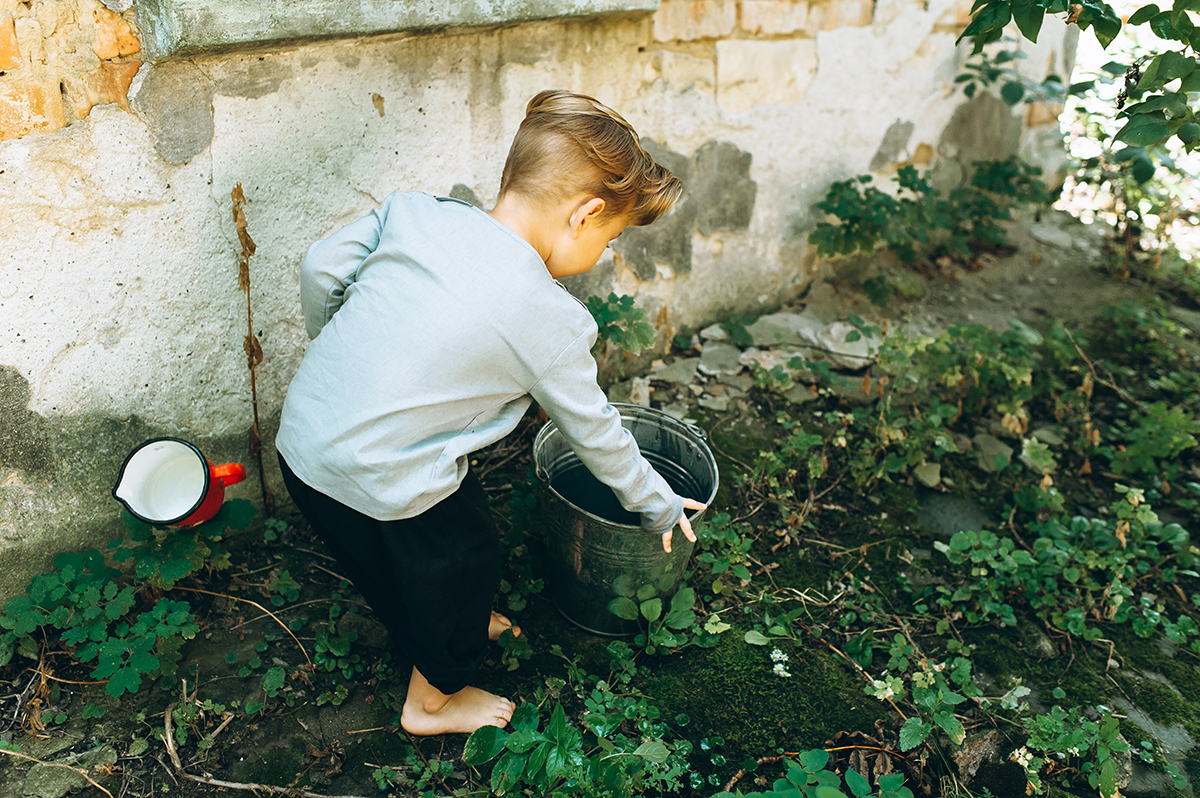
[586,293,656,356]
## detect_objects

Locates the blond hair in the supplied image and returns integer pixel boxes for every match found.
[497,90,682,226]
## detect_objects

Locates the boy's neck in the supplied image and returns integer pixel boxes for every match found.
[487,194,554,263]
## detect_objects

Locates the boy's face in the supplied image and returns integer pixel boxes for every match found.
[546,205,630,280]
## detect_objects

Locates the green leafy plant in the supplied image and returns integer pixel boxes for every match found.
[0,500,255,698]
[808,160,1048,267]
[712,749,915,798]
[463,699,687,798]
[586,293,656,356]
[956,45,1073,106]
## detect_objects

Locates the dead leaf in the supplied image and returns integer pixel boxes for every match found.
[1115,520,1129,549]
[1067,3,1082,23]
[371,92,385,117]
[1080,460,1092,475]
[1039,474,1054,489]
[244,334,264,367]
[1001,412,1028,435]
[862,372,872,398]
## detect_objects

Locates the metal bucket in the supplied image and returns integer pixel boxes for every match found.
[533,403,719,636]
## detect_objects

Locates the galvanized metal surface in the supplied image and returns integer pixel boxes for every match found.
[534,403,718,636]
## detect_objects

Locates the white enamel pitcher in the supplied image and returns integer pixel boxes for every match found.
[113,438,246,527]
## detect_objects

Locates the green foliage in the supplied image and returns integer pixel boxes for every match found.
[923,486,1198,649]
[1103,400,1200,480]
[955,46,1073,106]
[608,584,723,653]
[959,0,1200,154]
[0,500,256,701]
[711,749,914,797]
[808,160,1048,267]
[462,697,689,798]
[586,293,657,356]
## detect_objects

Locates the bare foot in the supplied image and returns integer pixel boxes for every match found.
[400,668,514,736]
[489,611,520,642]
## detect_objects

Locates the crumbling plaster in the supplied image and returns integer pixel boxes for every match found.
[0,5,1074,599]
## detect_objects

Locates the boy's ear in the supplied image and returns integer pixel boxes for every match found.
[569,197,606,235]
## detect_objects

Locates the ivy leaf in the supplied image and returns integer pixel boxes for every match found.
[899,717,932,750]
[633,739,671,764]
[1150,10,1187,39]
[548,704,568,742]
[669,586,695,614]
[934,709,967,744]
[845,766,872,797]
[261,666,286,697]
[104,667,143,698]
[1001,81,1026,105]
[1115,113,1170,146]
[510,702,539,732]
[490,749,526,795]
[744,630,771,645]
[1012,2,1045,41]
[957,1,1012,44]
[640,598,663,624]
[464,724,509,766]
[1129,3,1160,23]
[607,597,639,621]
[505,729,548,754]
[1178,122,1200,144]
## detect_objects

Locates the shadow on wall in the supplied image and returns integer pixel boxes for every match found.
[605,139,758,283]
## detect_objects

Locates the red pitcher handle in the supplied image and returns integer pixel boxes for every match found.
[210,462,247,487]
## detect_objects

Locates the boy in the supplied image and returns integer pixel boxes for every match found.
[275,90,704,736]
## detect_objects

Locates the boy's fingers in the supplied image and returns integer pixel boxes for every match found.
[662,529,673,553]
[681,499,707,510]
[679,514,697,543]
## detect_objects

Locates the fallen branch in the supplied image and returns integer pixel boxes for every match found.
[0,746,115,798]
[162,705,368,798]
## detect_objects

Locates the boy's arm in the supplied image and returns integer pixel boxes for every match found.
[300,195,395,339]
[529,332,685,535]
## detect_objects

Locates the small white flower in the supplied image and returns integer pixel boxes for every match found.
[933,662,946,672]
[1067,746,1080,756]
[772,663,792,678]
[1010,747,1035,772]
[880,512,888,519]
[770,648,789,663]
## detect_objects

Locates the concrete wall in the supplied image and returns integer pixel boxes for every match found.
[0,0,1075,599]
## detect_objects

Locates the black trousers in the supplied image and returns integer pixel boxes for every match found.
[278,454,501,695]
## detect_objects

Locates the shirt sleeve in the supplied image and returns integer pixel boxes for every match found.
[300,194,396,339]
[529,330,685,535]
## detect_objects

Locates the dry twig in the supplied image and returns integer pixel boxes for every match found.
[0,745,115,798]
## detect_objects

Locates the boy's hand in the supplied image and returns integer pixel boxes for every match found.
[663,499,708,553]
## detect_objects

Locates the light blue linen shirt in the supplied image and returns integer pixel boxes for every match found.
[275,192,683,534]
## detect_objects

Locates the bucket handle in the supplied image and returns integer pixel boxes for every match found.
[684,420,707,441]
[535,462,550,483]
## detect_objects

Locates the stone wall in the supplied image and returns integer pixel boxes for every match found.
[0,0,1075,599]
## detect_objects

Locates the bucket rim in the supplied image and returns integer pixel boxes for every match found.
[533,403,718,530]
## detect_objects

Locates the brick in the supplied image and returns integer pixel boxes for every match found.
[740,1,810,35]
[652,0,737,42]
[809,0,874,30]
[62,60,141,119]
[0,13,19,70]
[0,78,67,141]
[93,6,139,60]
[717,39,817,113]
